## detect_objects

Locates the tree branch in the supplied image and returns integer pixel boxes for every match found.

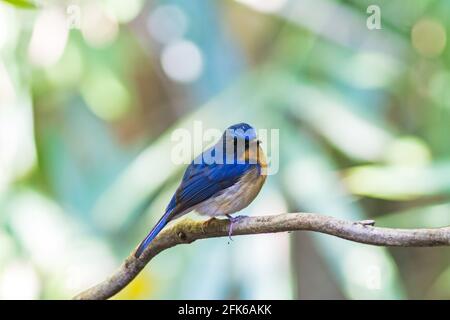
[73,212,450,300]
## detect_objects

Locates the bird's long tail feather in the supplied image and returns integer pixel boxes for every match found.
[134,211,171,257]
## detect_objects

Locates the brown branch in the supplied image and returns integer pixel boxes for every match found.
[73,212,450,300]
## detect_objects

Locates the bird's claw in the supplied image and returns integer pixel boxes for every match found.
[226,214,248,241]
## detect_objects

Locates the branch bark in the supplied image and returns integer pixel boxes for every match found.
[73,212,450,300]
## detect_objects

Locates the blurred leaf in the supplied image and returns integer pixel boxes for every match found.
[427,266,450,299]
[113,270,155,300]
[376,203,450,228]
[343,164,450,200]
[1,0,36,9]
[282,79,394,161]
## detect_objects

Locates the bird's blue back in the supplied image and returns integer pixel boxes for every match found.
[166,144,258,218]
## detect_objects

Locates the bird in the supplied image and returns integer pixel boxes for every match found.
[134,123,267,258]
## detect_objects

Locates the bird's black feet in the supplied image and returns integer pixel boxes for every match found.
[226,214,248,241]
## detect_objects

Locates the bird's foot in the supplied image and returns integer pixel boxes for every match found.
[201,217,218,234]
[226,214,248,241]
[354,219,376,227]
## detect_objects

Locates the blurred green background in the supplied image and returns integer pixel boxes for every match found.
[0,0,449,299]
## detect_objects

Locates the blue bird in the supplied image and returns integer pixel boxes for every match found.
[134,123,267,257]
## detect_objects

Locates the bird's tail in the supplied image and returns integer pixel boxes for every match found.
[134,211,171,258]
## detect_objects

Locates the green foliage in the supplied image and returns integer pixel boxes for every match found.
[1,0,449,299]
[1,0,36,9]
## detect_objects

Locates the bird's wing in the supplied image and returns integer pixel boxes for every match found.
[165,154,256,219]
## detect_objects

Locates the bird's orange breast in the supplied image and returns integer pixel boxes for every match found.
[241,144,267,172]
[194,144,267,217]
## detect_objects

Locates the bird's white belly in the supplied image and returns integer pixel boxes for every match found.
[194,168,265,217]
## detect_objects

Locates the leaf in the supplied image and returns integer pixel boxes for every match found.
[1,0,37,9]
[343,164,450,200]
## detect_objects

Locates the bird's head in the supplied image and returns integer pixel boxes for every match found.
[223,123,258,143]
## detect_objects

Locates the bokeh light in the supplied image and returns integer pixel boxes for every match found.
[28,7,68,67]
[0,261,40,300]
[81,67,131,121]
[234,0,287,13]
[411,18,446,58]
[161,40,204,83]
[147,4,188,45]
[81,2,118,48]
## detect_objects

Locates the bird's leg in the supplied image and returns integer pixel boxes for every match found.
[226,214,247,241]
